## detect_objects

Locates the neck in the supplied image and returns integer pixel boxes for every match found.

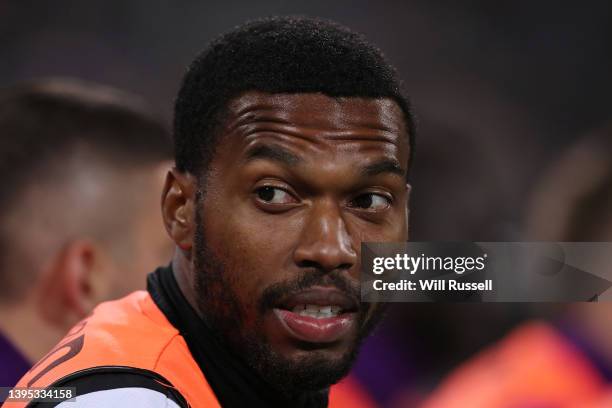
[171,251,202,318]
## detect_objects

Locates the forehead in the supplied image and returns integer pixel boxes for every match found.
[217,91,409,165]
[225,91,406,132]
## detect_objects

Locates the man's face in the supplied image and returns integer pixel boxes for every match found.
[193,92,410,392]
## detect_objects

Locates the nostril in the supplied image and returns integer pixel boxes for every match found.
[296,260,321,269]
[295,260,353,272]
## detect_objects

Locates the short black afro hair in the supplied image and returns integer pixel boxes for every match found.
[174,16,415,177]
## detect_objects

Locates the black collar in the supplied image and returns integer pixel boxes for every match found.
[147,265,328,408]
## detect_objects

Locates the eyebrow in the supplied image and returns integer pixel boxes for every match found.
[244,144,301,166]
[360,159,405,178]
[244,144,404,178]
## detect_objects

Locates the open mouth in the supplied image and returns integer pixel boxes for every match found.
[289,304,344,318]
[272,287,359,344]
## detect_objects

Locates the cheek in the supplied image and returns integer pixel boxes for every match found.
[201,196,301,311]
[346,210,408,246]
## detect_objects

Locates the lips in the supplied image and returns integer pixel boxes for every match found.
[272,287,359,344]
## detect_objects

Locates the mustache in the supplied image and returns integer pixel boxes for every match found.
[258,269,361,314]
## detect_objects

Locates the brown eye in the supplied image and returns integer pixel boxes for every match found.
[349,193,391,210]
[255,186,297,204]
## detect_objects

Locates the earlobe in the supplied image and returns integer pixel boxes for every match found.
[405,183,412,206]
[161,168,196,251]
[405,183,412,241]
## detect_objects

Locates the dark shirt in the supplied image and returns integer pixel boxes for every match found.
[0,329,31,388]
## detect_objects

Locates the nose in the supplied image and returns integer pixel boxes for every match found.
[293,199,358,273]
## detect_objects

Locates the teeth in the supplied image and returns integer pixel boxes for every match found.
[320,306,332,314]
[291,304,342,318]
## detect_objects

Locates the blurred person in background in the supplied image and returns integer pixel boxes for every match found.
[422,121,612,408]
[0,78,174,387]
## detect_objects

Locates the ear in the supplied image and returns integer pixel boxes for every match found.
[38,240,104,328]
[161,168,197,251]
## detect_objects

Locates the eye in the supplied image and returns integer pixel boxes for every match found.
[254,186,297,205]
[349,193,391,211]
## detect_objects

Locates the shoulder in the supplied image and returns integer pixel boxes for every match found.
[18,291,181,390]
[422,322,604,408]
[29,368,188,408]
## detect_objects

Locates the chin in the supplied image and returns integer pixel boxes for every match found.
[278,351,355,393]
[245,336,359,394]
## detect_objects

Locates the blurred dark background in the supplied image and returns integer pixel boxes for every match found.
[2,0,611,240]
[2,0,611,404]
